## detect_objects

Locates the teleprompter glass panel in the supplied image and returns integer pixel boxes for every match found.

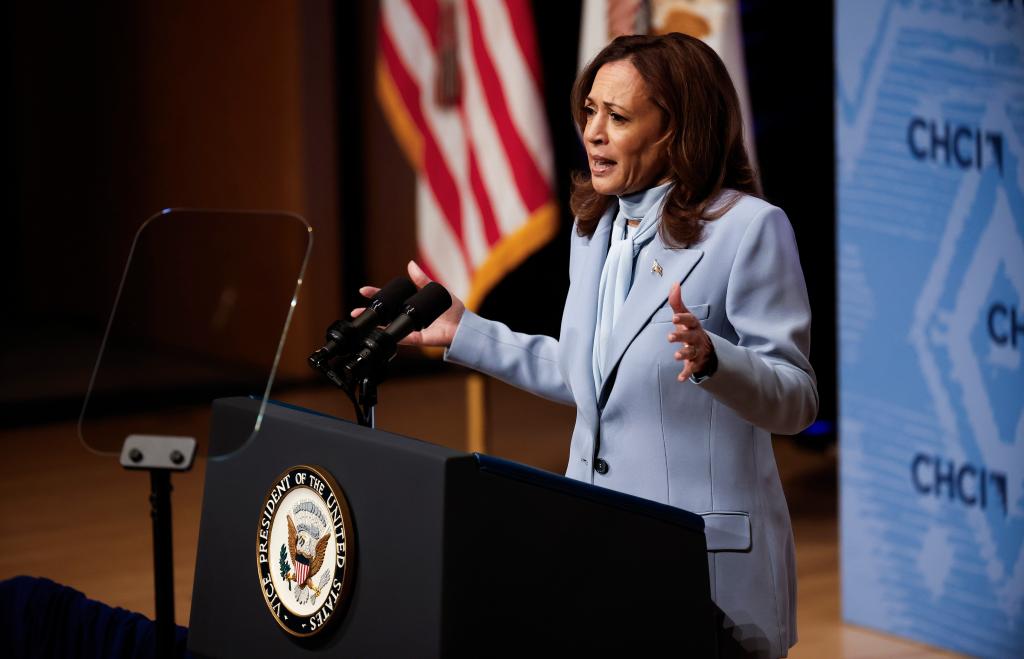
[78,209,312,457]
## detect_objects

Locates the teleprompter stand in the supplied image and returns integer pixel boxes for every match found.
[120,435,196,659]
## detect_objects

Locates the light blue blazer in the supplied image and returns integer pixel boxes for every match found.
[445,192,818,657]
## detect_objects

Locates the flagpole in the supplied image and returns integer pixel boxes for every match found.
[466,372,487,454]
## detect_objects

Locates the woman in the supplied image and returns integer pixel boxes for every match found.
[367,33,817,658]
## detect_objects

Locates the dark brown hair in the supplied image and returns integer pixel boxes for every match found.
[570,33,760,247]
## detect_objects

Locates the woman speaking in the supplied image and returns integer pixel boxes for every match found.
[366,33,817,658]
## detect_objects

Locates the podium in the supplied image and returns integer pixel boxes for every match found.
[188,397,716,657]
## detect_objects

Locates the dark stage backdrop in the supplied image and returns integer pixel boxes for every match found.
[4,1,342,426]
[4,1,834,438]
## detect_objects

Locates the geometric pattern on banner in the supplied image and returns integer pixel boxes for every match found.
[838,1,1024,656]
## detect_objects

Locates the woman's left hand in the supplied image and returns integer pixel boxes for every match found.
[667,282,715,381]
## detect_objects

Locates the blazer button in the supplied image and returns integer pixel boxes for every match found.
[594,458,609,475]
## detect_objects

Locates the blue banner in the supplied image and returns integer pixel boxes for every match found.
[837,1,1024,656]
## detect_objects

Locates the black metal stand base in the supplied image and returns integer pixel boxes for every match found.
[150,469,175,659]
[120,435,196,658]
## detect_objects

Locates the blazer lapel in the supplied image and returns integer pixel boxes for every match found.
[598,236,704,404]
[561,207,615,430]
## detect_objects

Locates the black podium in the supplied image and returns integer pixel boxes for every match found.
[188,397,716,657]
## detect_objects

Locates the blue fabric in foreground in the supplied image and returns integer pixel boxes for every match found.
[0,576,190,659]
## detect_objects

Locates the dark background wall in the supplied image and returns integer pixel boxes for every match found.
[3,0,342,424]
[4,0,835,440]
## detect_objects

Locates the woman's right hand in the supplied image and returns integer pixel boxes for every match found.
[353,260,466,348]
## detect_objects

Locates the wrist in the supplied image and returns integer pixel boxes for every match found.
[448,307,467,346]
[691,335,718,383]
[442,307,468,348]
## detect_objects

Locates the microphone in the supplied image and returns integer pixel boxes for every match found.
[308,276,418,370]
[342,281,452,383]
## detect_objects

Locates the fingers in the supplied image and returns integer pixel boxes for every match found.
[669,312,700,330]
[667,322,703,343]
[670,336,692,381]
[398,330,423,346]
[407,260,431,288]
[668,282,688,315]
[673,344,700,361]
[352,285,381,317]
[666,284,706,382]
[668,330,702,346]
[666,289,702,345]
[674,345,698,381]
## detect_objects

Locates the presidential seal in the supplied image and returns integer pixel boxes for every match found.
[256,465,355,637]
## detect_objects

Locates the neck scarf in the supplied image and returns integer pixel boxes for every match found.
[592,181,673,391]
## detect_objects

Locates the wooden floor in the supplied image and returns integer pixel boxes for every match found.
[0,374,962,657]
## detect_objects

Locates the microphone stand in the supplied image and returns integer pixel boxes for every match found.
[308,359,381,429]
[361,378,378,429]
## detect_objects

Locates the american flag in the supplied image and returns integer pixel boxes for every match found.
[376,0,557,310]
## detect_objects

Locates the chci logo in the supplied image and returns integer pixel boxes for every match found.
[256,465,355,637]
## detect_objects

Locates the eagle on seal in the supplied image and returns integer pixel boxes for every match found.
[286,513,330,597]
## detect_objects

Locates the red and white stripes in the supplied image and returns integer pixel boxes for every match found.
[377,0,557,310]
